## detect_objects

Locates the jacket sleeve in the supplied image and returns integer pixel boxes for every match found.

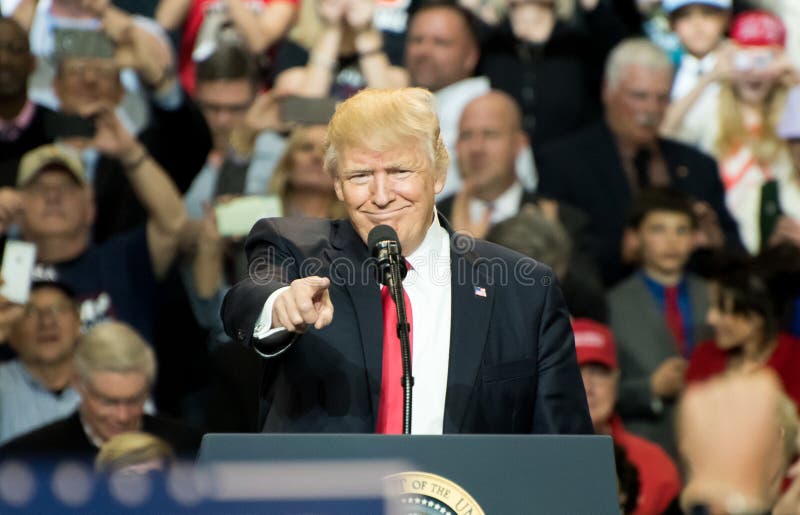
[532,276,594,434]
[221,218,300,354]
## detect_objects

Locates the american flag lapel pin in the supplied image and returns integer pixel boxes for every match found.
[474,286,487,298]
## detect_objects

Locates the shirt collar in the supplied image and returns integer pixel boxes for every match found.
[407,209,445,264]
[406,209,450,285]
[0,101,36,141]
[640,270,686,292]
[679,52,718,76]
[469,181,524,224]
[79,410,104,449]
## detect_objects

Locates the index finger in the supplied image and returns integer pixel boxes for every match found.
[294,276,331,295]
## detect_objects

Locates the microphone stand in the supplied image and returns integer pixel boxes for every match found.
[386,254,413,435]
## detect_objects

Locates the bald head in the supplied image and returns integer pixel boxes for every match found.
[462,91,523,132]
[456,91,527,201]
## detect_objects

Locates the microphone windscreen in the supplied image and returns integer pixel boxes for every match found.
[367,224,399,251]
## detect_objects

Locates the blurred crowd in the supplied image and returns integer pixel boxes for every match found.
[1,0,800,513]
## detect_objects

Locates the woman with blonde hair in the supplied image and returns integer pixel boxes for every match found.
[663,11,800,253]
[267,124,346,219]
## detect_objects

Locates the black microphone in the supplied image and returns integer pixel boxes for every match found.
[368,225,407,286]
[367,224,413,434]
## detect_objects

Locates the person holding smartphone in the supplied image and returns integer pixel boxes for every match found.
[663,10,800,254]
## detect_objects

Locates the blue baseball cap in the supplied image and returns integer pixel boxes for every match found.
[663,0,732,14]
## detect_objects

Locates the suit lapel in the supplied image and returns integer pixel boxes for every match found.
[443,236,495,433]
[330,220,383,426]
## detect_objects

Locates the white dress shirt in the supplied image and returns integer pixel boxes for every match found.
[403,213,452,434]
[671,52,718,101]
[467,181,524,226]
[253,213,453,434]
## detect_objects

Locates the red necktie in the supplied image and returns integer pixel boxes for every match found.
[375,285,413,434]
[664,286,686,357]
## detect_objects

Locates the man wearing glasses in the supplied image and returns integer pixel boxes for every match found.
[0,281,81,444]
[0,321,201,458]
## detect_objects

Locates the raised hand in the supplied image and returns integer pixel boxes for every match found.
[650,356,689,400]
[450,180,491,240]
[318,0,347,27]
[345,0,375,32]
[85,106,141,162]
[0,188,25,235]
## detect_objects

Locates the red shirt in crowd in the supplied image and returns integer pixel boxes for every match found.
[687,333,800,407]
[610,415,682,515]
[177,0,298,94]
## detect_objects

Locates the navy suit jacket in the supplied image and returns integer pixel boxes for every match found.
[536,121,741,286]
[221,216,592,435]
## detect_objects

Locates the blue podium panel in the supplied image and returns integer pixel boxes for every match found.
[198,433,619,514]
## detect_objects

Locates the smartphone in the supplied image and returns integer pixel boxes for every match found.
[53,28,116,60]
[279,96,338,126]
[44,113,97,139]
[215,196,283,237]
[0,241,37,304]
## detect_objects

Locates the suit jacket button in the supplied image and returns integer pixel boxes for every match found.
[677,165,689,178]
[237,329,246,341]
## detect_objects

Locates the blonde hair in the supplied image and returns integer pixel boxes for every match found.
[323,88,449,179]
[74,322,156,386]
[715,81,789,165]
[267,125,347,219]
[95,431,174,474]
[604,38,673,91]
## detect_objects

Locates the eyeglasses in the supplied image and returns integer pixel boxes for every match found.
[60,60,120,81]
[23,302,76,319]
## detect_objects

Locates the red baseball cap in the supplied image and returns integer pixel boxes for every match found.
[572,319,618,369]
[730,10,786,48]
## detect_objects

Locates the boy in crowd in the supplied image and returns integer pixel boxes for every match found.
[660,0,733,140]
[608,187,711,459]
[666,0,732,101]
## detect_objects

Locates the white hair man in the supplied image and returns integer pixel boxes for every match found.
[0,321,202,458]
[536,37,741,287]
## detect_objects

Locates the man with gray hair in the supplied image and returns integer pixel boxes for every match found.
[1,321,201,458]
[536,37,740,286]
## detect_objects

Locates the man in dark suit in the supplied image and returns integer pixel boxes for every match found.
[222,88,592,435]
[536,37,740,286]
[437,90,606,321]
[0,321,202,458]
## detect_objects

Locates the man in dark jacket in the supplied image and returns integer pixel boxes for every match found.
[536,38,739,286]
[1,321,202,459]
